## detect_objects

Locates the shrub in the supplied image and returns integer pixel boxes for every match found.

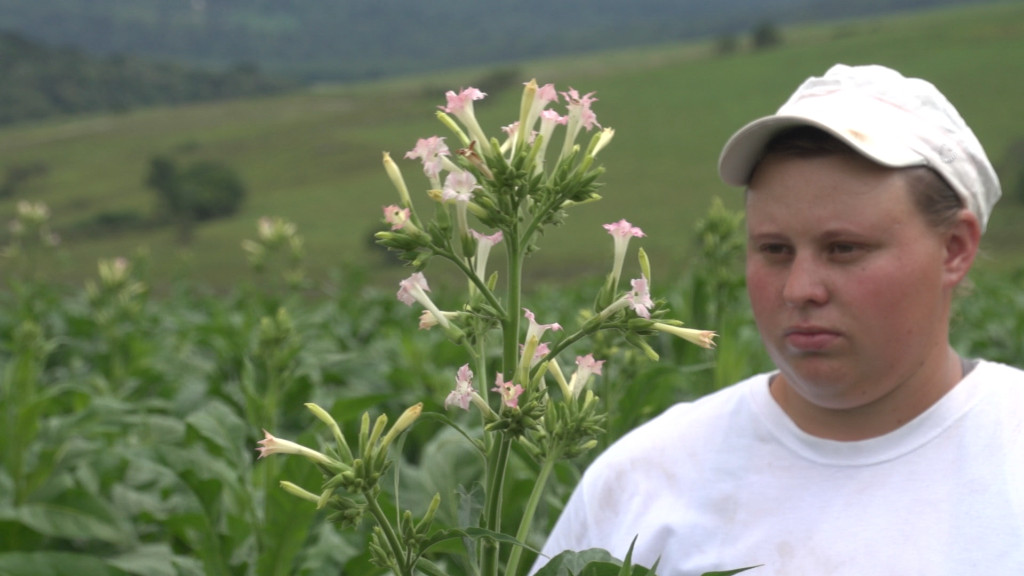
[144,155,247,237]
[752,20,782,50]
[177,161,247,221]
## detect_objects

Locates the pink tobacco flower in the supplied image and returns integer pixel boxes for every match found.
[471,228,503,252]
[502,121,537,154]
[441,170,479,203]
[540,109,567,126]
[524,308,562,343]
[418,309,459,330]
[397,272,450,329]
[519,308,562,380]
[520,342,551,368]
[397,272,430,306]
[405,136,450,187]
[603,219,645,239]
[445,364,475,411]
[604,219,645,289]
[536,83,558,106]
[570,353,605,398]
[627,277,654,319]
[576,354,604,379]
[470,229,503,280]
[439,87,491,156]
[534,109,568,172]
[492,373,524,409]
[383,205,412,230]
[519,80,560,142]
[558,87,601,162]
[257,430,336,468]
[562,88,601,130]
[440,87,486,115]
[442,170,480,237]
[595,276,656,322]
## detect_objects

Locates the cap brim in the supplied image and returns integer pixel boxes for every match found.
[718,114,926,187]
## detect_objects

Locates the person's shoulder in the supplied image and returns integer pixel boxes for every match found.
[587,372,772,469]
[976,359,1024,385]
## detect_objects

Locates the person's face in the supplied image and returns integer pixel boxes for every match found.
[745,152,968,418]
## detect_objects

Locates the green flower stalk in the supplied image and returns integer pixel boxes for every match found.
[262,77,719,576]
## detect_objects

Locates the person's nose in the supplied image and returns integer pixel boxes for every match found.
[782,252,828,307]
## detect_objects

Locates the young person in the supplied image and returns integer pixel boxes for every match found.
[533,64,1024,575]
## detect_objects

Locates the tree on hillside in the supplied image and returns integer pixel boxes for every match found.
[145,155,247,244]
[752,20,783,50]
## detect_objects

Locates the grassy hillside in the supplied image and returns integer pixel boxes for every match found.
[2,1,1022,291]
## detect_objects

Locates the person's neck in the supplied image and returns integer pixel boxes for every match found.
[771,347,964,442]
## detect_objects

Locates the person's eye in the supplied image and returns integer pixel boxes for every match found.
[828,242,864,258]
[759,243,792,257]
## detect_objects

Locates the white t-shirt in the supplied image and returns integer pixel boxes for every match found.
[535,360,1024,576]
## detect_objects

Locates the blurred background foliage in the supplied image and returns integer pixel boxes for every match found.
[0,1,1022,574]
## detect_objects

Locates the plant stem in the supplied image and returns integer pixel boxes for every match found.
[441,249,504,314]
[475,341,492,448]
[504,452,558,576]
[366,493,410,576]
[481,433,512,576]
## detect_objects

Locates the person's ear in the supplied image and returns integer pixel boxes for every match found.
[942,209,981,287]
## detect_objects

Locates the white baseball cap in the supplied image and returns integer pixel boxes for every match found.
[718,63,1001,231]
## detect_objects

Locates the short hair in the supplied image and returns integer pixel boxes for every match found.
[757,126,964,233]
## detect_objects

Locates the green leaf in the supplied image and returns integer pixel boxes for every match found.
[700,567,763,576]
[532,548,619,576]
[106,544,204,576]
[0,500,131,545]
[617,537,638,576]
[0,551,125,576]
[420,526,531,555]
[257,454,321,576]
[184,399,248,461]
[578,563,633,576]
[296,523,361,576]
[531,547,668,576]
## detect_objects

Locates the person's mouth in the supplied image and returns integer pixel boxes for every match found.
[783,325,841,351]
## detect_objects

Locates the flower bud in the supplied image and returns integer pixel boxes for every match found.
[651,322,718,349]
[416,492,442,535]
[280,481,321,504]
[638,247,651,283]
[305,403,352,462]
[383,152,413,208]
[380,402,423,451]
[436,111,470,147]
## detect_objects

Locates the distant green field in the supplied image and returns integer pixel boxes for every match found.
[2,1,1022,290]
